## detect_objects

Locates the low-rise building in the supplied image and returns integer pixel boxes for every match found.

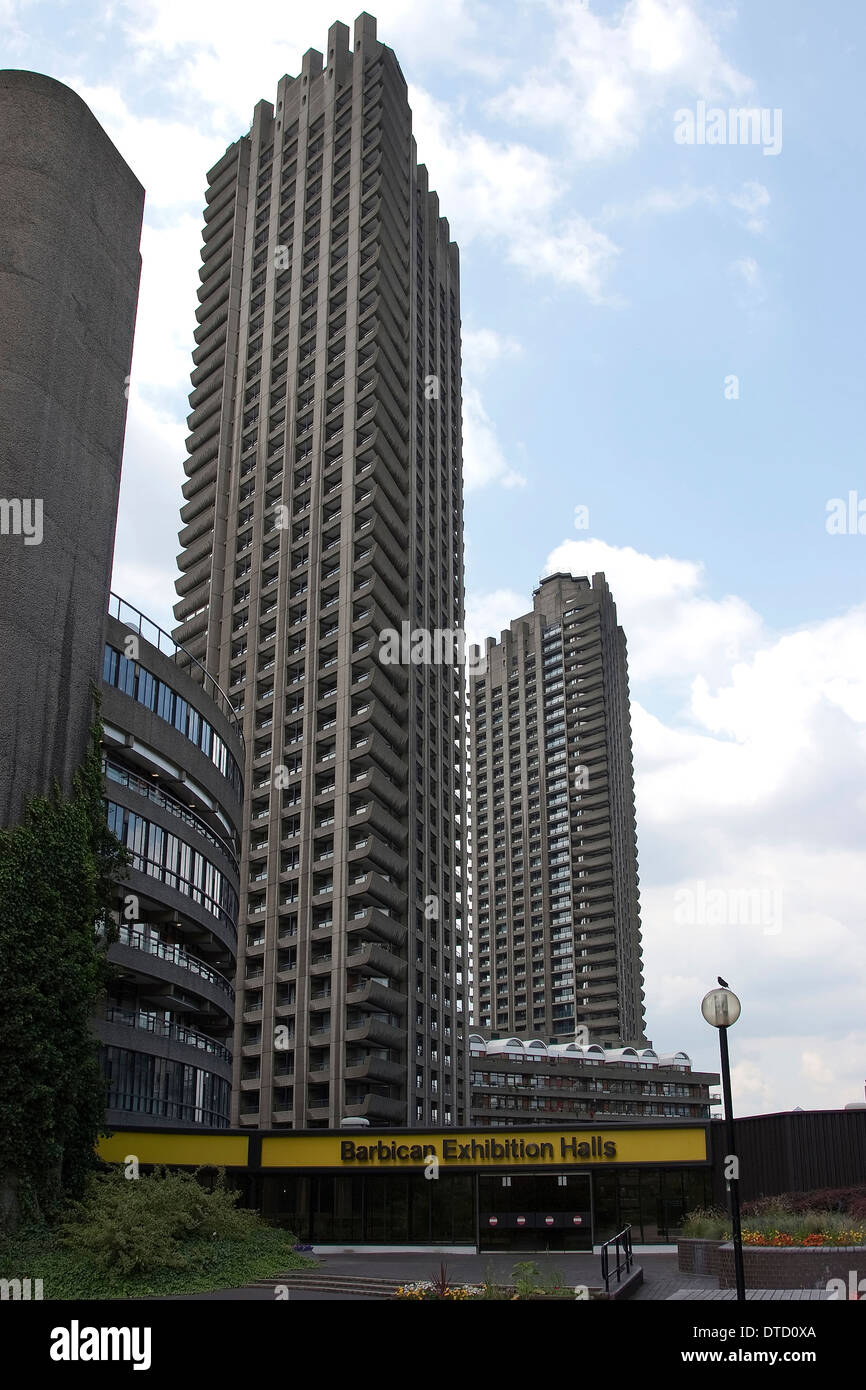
[468,1034,720,1126]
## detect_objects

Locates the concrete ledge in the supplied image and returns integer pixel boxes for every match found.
[599,1265,643,1300]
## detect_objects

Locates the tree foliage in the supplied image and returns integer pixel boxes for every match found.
[0,710,126,1221]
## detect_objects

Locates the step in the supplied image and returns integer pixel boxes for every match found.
[252,1274,399,1298]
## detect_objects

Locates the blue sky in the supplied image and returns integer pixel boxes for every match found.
[5,0,865,1111]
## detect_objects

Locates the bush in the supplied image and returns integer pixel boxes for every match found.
[511,1260,543,1297]
[682,1207,731,1240]
[59,1166,259,1276]
[742,1187,866,1219]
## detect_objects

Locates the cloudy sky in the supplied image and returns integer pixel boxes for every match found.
[5,0,865,1113]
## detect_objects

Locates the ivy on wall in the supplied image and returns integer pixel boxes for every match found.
[0,707,127,1222]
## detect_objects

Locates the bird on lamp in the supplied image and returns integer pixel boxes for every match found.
[718,976,730,988]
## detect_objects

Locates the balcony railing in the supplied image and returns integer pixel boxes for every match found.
[116,925,234,998]
[104,1007,232,1064]
[108,593,242,743]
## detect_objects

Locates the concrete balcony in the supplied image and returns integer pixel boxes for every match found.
[351,568,403,629]
[350,692,410,749]
[351,659,408,713]
[346,903,406,949]
[344,1054,405,1085]
[348,794,407,847]
[346,866,406,916]
[347,763,407,817]
[355,541,407,607]
[349,728,408,784]
[346,976,407,1015]
[345,1015,405,1050]
[347,831,404,880]
[345,940,407,981]
[343,1092,406,1124]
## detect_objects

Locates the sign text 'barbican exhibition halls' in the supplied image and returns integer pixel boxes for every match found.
[340,1135,617,1164]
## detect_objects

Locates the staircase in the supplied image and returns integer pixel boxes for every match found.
[251,1272,400,1299]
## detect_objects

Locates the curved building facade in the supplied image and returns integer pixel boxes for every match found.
[0,70,143,827]
[97,597,244,1128]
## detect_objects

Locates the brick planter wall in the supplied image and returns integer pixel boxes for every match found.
[678,1238,726,1276]
[717,1244,866,1291]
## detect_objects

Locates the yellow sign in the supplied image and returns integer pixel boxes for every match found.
[95,1127,707,1171]
[97,1131,249,1168]
[260,1127,707,1169]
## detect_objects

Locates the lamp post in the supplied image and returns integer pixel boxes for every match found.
[701,986,746,1302]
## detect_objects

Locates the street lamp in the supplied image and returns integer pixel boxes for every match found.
[701,985,746,1302]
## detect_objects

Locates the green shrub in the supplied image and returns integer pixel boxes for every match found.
[59,1166,259,1276]
[511,1260,542,1296]
[0,1217,313,1299]
[682,1207,731,1240]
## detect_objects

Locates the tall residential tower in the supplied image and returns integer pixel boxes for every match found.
[470,573,646,1047]
[172,13,467,1128]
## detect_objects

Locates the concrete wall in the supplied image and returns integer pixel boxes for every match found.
[0,70,144,825]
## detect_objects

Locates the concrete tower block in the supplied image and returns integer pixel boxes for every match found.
[0,71,144,825]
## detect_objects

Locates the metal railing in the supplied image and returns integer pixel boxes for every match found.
[600,1225,633,1294]
[103,758,239,873]
[108,592,243,742]
[115,925,235,999]
[104,1008,232,1065]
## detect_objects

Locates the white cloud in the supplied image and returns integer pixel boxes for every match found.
[491,0,751,160]
[119,0,501,126]
[111,393,187,631]
[463,328,523,376]
[544,538,764,684]
[465,586,529,653]
[602,179,771,234]
[731,255,766,303]
[727,179,771,233]
[410,85,622,300]
[459,329,525,492]
[462,385,526,492]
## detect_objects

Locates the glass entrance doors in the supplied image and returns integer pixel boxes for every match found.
[479,1172,592,1250]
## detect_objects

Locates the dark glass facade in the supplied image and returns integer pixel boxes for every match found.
[592,1165,711,1244]
[259,1170,476,1244]
[247,1164,711,1247]
[100,1045,231,1128]
[105,799,240,927]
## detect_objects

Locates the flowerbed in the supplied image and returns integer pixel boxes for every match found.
[395,1280,483,1300]
[742,1229,864,1247]
[683,1203,865,1248]
[393,1261,592,1300]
